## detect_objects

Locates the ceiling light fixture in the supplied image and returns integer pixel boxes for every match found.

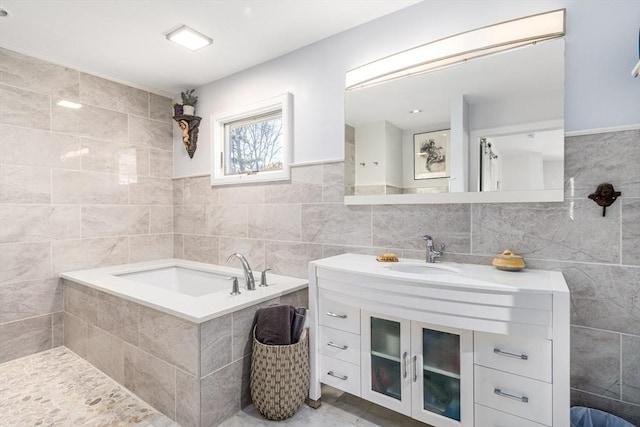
[409,109,422,114]
[166,25,213,51]
[346,9,565,90]
[57,100,82,109]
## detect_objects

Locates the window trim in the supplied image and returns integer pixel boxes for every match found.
[211,93,292,186]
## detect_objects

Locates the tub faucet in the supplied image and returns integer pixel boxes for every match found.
[423,234,445,263]
[226,253,256,290]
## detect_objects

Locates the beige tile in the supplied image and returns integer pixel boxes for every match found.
[0,164,51,204]
[82,205,149,238]
[173,234,184,258]
[0,48,79,98]
[265,241,323,279]
[87,324,125,384]
[173,178,184,205]
[129,234,174,262]
[51,99,128,142]
[129,115,172,151]
[0,314,52,364]
[176,370,200,427]
[149,149,173,178]
[0,278,62,323]
[184,176,217,205]
[150,205,173,234]
[207,205,248,238]
[301,203,371,246]
[0,205,80,243]
[150,93,173,124]
[264,165,323,203]
[138,305,199,375]
[52,237,128,274]
[0,124,81,169]
[323,162,345,202]
[622,199,640,266]
[248,204,301,241]
[200,313,232,377]
[63,311,88,358]
[219,238,266,272]
[0,241,51,284]
[174,205,207,234]
[80,73,148,116]
[96,291,139,346]
[0,84,50,130]
[200,359,243,427]
[52,311,64,347]
[52,169,129,204]
[130,176,173,205]
[183,235,219,265]
[80,137,147,176]
[64,280,99,324]
[218,184,264,205]
[124,343,176,420]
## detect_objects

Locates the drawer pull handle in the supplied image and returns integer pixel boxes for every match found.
[494,388,529,403]
[327,371,348,381]
[493,348,529,360]
[327,342,348,350]
[326,312,347,319]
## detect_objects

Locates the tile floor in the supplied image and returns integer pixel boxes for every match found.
[0,347,431,426]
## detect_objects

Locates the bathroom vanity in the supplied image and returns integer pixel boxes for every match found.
[308,254,569,427]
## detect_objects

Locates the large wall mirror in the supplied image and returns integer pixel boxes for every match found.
[344,12,565,205]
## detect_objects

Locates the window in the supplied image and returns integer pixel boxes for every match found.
[212,93,292,185]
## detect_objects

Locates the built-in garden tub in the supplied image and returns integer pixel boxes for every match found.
[60,258,308,427]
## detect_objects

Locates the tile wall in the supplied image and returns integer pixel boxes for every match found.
[0,48,174,364]
[175,127,640,423]
[1,47,638,424]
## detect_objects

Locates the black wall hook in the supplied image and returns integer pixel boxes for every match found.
[588,183,621,217]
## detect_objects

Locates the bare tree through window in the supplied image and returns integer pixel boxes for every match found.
[228,114,283,174]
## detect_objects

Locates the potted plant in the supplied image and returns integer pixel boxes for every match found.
[181,89,198,115]
[172,102,183,116]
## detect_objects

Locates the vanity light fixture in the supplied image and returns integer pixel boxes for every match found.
[410,109,422,114]
[166,25,213,51]
[345,9,565,90]
[56,100,82,109]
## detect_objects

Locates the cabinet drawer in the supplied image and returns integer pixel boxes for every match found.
[320,326,360,365]
[474,365,552,426]
[319,298,360,334]
[475,404,549,427]
[320,355,360,396]
[474,332,552,382]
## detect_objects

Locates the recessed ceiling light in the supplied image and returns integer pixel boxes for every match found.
[166,25,213,51]
[409,109,422,114]
[57,100,82,109]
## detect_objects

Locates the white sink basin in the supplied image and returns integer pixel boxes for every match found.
[386,263,460,275]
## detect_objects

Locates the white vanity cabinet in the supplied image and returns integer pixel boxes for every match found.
[308,254,569,427]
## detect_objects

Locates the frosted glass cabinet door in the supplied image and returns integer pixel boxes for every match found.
[361,311,412,416]
[411,322,473,427]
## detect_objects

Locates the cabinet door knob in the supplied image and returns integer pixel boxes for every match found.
[327,371,348,381]
[493,348,529,360]
[327,341,348,350]
[326,312,347,319]
[494,388,529,403]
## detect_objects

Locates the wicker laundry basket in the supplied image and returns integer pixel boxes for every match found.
[250,327,309,420]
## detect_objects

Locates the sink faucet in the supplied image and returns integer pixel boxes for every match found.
[423,235,445,263]
[226,253,256,290]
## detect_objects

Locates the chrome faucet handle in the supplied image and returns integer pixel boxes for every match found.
[260,268,272,287]
[227,277,241,295]
[423,235,434,247]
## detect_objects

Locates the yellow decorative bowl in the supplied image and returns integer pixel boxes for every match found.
[492,250,525,271]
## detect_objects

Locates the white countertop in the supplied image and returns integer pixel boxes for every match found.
[311,254,568,294]
[60,259,308,323]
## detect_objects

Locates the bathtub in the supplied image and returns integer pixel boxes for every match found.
[60,258,308,323]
